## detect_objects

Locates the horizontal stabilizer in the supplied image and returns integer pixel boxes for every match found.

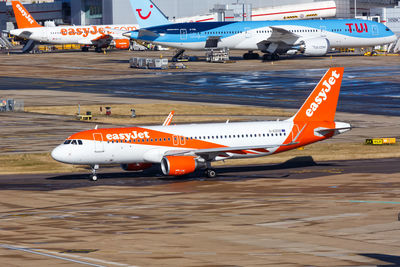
[138,29,159,38]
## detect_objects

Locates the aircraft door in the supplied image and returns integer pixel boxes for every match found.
[320,26,327,37]
[180,29,187,40]
[93,133,104,153]
[372,25,378,36]
[173,135,179,146]
[244,27,251,38]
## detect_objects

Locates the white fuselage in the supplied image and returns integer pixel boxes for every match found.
[10,24,138,45]
[51,120,348,166]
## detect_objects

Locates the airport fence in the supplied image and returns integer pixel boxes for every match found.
[0,99,24,112]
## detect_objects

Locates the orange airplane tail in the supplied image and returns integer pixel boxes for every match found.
[290,67,344,123]
[12,1,42,29]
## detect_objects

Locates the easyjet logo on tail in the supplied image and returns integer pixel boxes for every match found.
[306,70,341,117]
[16,3,35,25]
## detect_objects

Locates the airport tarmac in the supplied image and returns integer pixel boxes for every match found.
[1,50,400,266]
[1,158,400,266]
[1,51,400,116]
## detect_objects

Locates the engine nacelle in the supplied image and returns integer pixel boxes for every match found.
[114,39,130,50]
[121,163,152,171]
[300,38,330,56]
[161,156,204,176]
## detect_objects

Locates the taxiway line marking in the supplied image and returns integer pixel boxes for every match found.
[0,244,105,267]
[256,213,362,227]
[349,200,400,204]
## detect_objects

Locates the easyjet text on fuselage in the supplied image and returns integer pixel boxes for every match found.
[60,25,137,37]
[106,131,150,141]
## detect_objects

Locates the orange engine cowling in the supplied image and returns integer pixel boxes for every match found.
[121,163,152,171]
[114,39,130,50]
[161,156,204,176]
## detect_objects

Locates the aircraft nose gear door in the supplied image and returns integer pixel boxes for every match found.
[93,133,104,152]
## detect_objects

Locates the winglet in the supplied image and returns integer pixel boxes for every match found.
[12,1,42,29]
[162,111,175,126]
[290,67,344,122]
[129,0,170,28]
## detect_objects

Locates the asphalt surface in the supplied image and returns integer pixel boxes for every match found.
[1,66,400,116]
[1,157,399,191]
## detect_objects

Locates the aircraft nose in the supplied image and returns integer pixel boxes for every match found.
[51,145,68,163]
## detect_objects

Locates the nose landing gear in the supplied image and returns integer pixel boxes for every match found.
[90,165,99,181]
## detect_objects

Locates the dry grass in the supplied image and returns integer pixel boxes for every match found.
[2,143,398,175]
[25,103,292,125]
[1,153,87,175]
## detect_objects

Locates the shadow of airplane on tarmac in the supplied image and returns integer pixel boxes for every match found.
[47,156,337,183]
[360,253,400,266]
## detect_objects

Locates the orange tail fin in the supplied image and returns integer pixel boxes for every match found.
[290,67,344,122]
[12,1,42,29]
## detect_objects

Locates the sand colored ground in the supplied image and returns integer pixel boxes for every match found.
[1,170,400,266]
[25,103,291,125]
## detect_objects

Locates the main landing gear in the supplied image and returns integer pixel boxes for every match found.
[205,168,217,178]
[90,164,99,181]
[243,51,260,60]
[204,162,217,178]
[262,53,279,61]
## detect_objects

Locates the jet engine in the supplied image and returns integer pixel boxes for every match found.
[114,39,130,50]
[161,156,205,176]
[121,163,152,171]
[299,38,330,56]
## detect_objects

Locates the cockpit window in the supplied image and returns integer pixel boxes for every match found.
[64,139,83,145]
[386,27,390,31]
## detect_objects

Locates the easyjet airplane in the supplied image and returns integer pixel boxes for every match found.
[9,1,137,52]
[51,68,351,181]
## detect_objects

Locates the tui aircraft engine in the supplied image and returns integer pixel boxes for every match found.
[299,38,330,56]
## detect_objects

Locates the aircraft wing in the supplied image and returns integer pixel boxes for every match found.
[268,26,300,42]
[164,142,298,160]
[90,34,113,47]
[256,26,301,53]
[14,30,33,39]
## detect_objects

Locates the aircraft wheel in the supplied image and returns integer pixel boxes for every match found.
[251,53,260,59]
[243,53,250,60]
[90,174,98,181]
[81,46,89,52]
[205,169,217,178]
[262,54,272,61]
